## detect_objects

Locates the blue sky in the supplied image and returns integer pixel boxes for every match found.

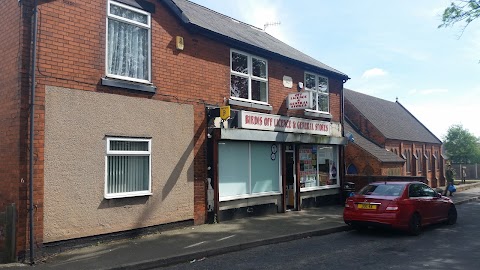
[189,0,480,140]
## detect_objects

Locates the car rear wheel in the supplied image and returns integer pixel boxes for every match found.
[408,213,422,236]
[351,223,368,232]
[446,205,457,225]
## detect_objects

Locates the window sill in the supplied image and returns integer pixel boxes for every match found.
[300,185,340,192]
[304,109,332,119]
[219,191,281,202]
[229,98,273,111]
[102,77,157,93]
[105,191,153,199]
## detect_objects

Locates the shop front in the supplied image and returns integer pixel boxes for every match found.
[207,109,346,222]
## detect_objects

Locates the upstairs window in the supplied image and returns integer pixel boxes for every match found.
[304,72,329,113]
[107,0,151,83]
[230,50,268,103]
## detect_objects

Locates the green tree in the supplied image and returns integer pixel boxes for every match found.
[443,124,480,164]
[438,0,480,32]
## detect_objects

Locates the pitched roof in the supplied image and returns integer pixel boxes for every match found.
[165,0,348,79]
[344,89,442,144]
[344,120,405,163]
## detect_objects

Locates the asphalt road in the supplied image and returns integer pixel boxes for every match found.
[160,201,480,270]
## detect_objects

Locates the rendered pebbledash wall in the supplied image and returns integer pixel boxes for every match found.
[43,86,194,242]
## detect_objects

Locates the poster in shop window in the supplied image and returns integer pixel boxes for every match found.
[329,161,337,185]
[299,147,317,188]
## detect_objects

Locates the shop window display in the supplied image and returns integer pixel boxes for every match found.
[299,145,338,190]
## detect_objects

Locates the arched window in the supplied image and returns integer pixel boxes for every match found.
[404,150,411,173]
[426,150,430,171]
[409,150,412,172]
[346,164,358,175]
[417,150,422,172]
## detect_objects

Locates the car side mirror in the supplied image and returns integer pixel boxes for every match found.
[436,193,443,198]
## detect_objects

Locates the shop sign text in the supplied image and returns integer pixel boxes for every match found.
[287,92,312,110]
[238,111,331,136]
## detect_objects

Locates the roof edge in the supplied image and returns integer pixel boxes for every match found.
[345,118,404,164]
[161,0,190,24]
[344,89,388,143]
[395,101,443,144]
[163,0,349,80]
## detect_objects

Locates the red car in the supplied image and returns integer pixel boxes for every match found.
[343,181,457,235]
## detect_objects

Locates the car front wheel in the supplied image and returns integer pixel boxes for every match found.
[446,205,457,225]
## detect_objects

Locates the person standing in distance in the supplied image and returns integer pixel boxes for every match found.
[444,163,456,196]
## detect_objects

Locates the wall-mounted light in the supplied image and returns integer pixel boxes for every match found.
[298,82,304,91]
[176,36,184,50]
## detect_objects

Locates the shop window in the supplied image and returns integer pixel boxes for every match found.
[218,141,280,200]
[105,137,152,199]
[299,145,339,190]
[230,50,268,104]
[106,0,151,83]
[304,72,329,113]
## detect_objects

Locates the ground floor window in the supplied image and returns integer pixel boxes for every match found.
[299,145,339,190]
[218,141,280,200]
[105,137,152,199]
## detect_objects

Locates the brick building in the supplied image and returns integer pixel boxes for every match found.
[344,89,445,187]
[0,0,349,261]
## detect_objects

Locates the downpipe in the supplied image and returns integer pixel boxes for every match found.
[29,0,39,265]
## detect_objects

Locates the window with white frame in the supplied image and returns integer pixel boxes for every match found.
[106,0,151,83]
[105,137,152,199]
[230,50,268,103]
[304,72,329,113]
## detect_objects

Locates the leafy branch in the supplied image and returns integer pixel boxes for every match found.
[438,0,480,37]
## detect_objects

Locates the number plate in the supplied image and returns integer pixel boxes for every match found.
[357,203,377,210]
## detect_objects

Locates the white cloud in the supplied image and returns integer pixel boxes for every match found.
[361,68,388,79]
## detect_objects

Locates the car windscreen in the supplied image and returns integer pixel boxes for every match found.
[358,184,405,197]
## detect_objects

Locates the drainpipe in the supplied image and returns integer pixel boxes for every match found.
[29,0,39,265]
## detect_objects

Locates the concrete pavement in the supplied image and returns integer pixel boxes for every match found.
[3,182,480,270]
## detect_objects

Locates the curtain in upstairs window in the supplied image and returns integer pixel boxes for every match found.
[108,19,148,81]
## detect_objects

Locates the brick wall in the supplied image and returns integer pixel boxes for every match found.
[4,0,345,255]
[0,0,33,259]
[345,143,383,176]
[345,175,427,192]
[384,140,443,187]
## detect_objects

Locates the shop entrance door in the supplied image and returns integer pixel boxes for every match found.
[285,149,296,210]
